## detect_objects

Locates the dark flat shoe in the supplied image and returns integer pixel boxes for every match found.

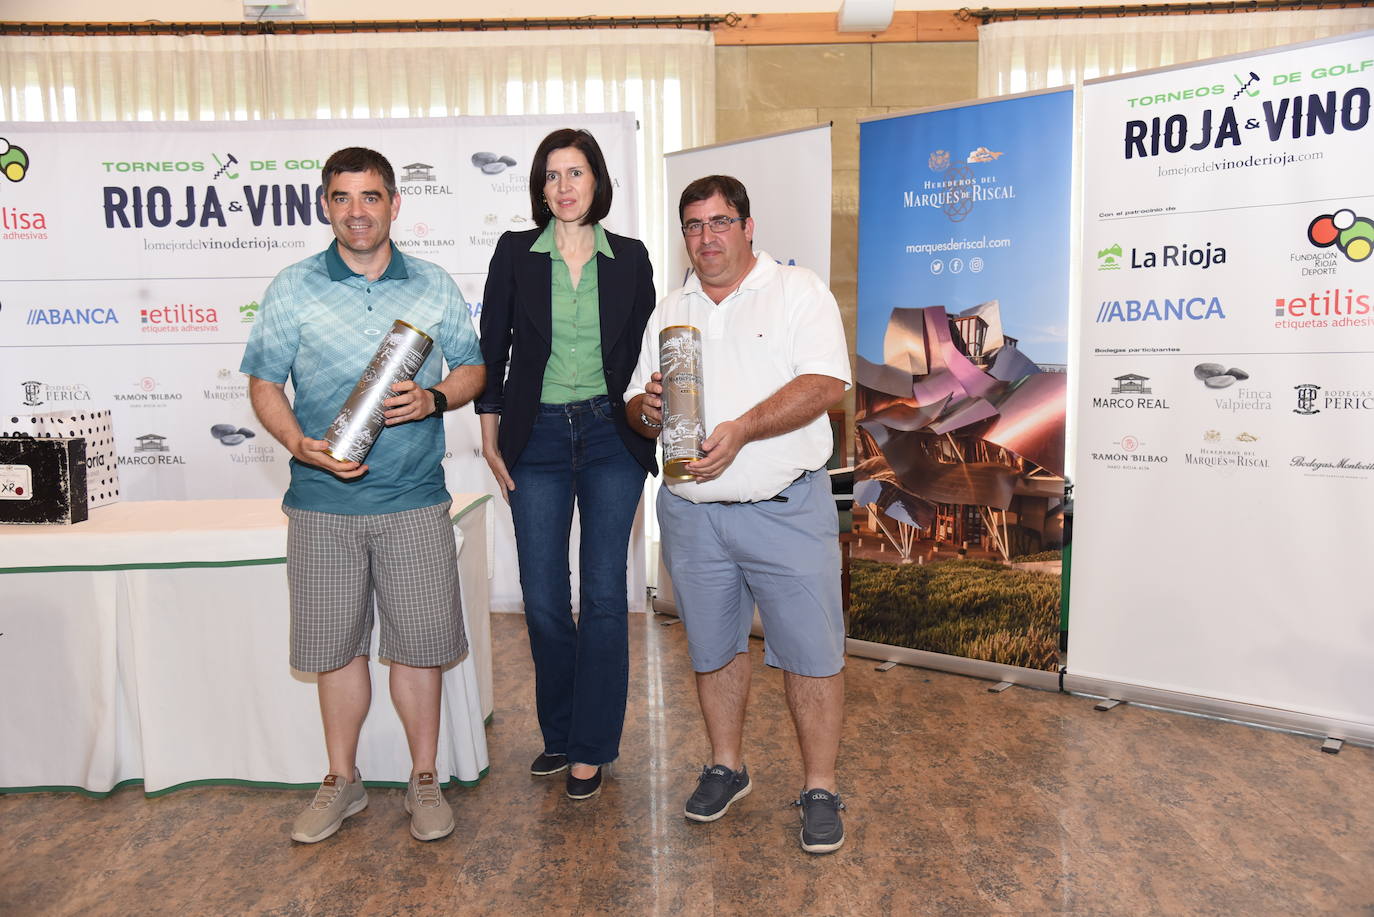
[530,752,569,776]
[566,766,602,800]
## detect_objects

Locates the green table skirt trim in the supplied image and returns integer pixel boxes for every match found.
[0,766,490,799]
[0,494,493,575]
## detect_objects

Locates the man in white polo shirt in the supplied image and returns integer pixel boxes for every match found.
[624,175,852,854]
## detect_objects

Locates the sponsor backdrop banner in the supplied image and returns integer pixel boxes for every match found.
[0,113,640,610]
[1072,32,1374,726]
[664,124,832,288]
[853,91,1073,671]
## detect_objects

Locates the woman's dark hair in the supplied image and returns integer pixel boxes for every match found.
[678,175,751,223]
[321,147,397,198]
[528,128,613,228]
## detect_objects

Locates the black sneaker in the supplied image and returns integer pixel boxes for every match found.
[684,764,751,822]
[530,752,569,776]
[795,788,845,853]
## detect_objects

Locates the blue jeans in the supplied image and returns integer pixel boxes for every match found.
[508,395,646,766]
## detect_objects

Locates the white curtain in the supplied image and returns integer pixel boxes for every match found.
[979,10,1374,96]
[0,28,716,277]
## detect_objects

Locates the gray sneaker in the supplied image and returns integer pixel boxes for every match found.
[405,771,455,841]
[684,764,751,822]
[291,769,368,843]
[795,787,846,854]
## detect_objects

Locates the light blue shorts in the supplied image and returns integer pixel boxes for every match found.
[657,470,845,677]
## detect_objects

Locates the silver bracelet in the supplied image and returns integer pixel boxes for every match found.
[639,410,663,430]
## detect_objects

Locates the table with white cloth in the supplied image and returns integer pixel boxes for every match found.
[0,494,493,795]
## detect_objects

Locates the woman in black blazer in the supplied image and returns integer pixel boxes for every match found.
[476,128,658,800]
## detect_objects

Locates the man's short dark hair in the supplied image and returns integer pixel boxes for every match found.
[528,128,614,228]
[321,147,398,198]
[678,175,751,223]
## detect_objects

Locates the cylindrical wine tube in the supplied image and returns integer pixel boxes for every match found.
[659,324,706,482]
[323,319,433,463]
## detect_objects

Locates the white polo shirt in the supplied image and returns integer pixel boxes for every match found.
[625,251,851,504]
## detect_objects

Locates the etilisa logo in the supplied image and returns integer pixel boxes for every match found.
[1293,383,1320,415]
[140,303,220,334]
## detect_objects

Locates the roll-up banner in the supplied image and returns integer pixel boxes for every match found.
[664,124,833,287]
[1072,31,1374,731]
[854,91,1073,673]
[0,113,640,610]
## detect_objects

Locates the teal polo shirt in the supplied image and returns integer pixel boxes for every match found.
[240,241,482,515]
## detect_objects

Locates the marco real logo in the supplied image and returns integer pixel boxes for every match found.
[123,432,187,466]
[1092,372,1170,409]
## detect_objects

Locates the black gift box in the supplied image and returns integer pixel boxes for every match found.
[0,435,89,525]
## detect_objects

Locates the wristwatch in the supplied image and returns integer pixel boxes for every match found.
[639,410,663,430]
[426,387,448,418]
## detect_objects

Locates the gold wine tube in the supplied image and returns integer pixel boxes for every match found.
[659,324,705,482]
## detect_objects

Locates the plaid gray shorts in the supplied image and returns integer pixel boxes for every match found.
[283,501,467,673]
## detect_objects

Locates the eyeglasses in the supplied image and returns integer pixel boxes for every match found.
[680,216,745,236]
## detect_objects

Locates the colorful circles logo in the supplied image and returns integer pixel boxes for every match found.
[0,138,29,183]
[1308,208,1373,263]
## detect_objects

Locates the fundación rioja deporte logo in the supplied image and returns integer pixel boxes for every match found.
[1308,208,1374,263]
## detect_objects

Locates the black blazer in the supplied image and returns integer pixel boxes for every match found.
[476,226,658,475]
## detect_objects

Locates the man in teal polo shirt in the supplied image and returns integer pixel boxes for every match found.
[241,147,484,844]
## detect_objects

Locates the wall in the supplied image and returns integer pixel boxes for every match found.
[714,42,979,395]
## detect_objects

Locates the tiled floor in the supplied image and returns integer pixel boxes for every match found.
[3,613,1372,916]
